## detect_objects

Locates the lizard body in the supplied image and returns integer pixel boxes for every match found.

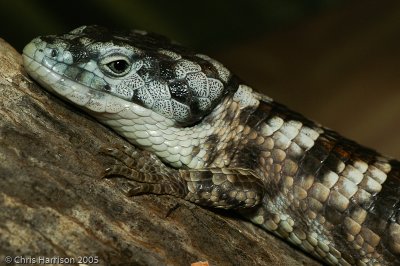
[22,25,400,265]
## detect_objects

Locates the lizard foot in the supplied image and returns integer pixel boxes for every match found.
[101,145,187,197]
[101,145,265,209]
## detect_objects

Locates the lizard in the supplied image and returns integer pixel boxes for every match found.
[22,25,400,265]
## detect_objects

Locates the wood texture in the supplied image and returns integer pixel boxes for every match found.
[0,39,320,265]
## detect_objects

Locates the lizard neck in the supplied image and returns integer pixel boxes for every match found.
[96,84,265,169]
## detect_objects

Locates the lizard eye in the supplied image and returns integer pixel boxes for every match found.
[107,60,130,74]
[99,54,132,77]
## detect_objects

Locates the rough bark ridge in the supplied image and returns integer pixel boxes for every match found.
[0,39,320,266]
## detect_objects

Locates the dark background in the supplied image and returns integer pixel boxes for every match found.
[1,0,399,158]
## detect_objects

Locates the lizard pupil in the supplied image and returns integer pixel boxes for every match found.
[107,60,129,74]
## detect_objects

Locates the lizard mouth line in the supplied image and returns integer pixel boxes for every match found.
[22,48,178,133]
[23,53,110,110]
[22,53,155,119]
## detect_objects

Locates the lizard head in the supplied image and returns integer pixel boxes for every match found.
[22,25,237,127]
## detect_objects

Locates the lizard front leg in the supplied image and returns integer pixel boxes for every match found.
[103,146,264,209]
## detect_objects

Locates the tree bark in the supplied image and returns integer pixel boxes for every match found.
[0,38,320,266]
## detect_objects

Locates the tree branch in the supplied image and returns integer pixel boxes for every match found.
[0,38,320,266]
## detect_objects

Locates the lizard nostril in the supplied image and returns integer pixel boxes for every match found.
[50,49,58,58]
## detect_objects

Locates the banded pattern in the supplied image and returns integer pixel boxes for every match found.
[22,25,399,265]
[229,99,400,265]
